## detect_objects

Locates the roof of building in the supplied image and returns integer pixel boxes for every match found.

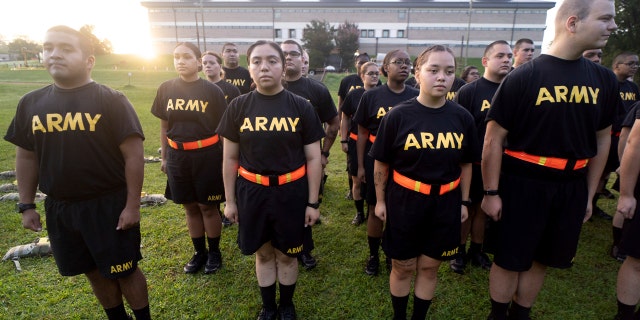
[142,0,556,10]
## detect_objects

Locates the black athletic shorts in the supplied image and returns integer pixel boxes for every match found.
[469,163,484,204]
[493,173,587,271]
[45,189,142,279]
[382,180,461,261]
[347,138,358,176]
[236,176,308,257]
[165,144,225,205]
[620,185,640,259]
[604,135,620,173]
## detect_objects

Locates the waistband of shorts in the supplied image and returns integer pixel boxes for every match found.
[46,187,127,203]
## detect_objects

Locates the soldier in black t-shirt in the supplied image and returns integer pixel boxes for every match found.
[481,1,618,318]
[203,51,241,105]
[340,61,381,226]
[152,43,228,276]
[371,45,479,320]
[222,42,253,94]
[451,40,512,275]
[217,40,324,320]
[281,40,340,270]
[353,49,419,276]
[4,25,150,320]
[615,104,640,320]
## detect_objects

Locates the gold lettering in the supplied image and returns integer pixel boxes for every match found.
[166,99,174,111]
[185,99,200,112]
[570,86,589,104]
[240,118,254,132]
[46,114,63,132]
[32,115,46,134]
[554,86,568,103]
[62,112,84,131]
[454,133,464,148]
[287,118,299,132]
[84,113,101,132]
[286,245,303,254]
[175,99,185,110]
[480,100,491,112]
[436,132,455,149]
[421,132,435,149]
[446,91,456,100]
[535,87,554,106]
[376,107,388,119]
[232,79,246,86]
[269,117,288,131]
[589,87,599,104]
[404,133,420,150]
[255,117,268,131]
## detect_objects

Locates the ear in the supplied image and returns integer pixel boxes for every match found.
[481,56,489,67]
[565,15,579,34]
[86,55,96,70]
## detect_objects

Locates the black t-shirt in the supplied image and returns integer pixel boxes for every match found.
[4,82,145,200]
[286,77,338,123]
[216,90,325,175]
[454,77,501,154]
[338,74,381,101]
[613,80,640,132]
[487,54,617,161]
[353,84,419,135]
[215,79,241,105]
[370,99,480,183]
[341,87,365,135]
[222,66,252,94]
[151,78,227,142]
[622,101,640,129]
[445,77,467,101]
[405,76,418,88]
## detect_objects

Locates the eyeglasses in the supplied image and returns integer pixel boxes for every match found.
[365,72,380,76]
[283,51,301,58]
[388,59,412,66]
[620,61,639,67]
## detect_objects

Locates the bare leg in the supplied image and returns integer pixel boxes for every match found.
[617,256,640,305]
[198,203,222,238]
[85,269,123,309]
[183,202,205,238]
[118,267,150,310]
[414,255,441,300]
[389,258,417,297]
[513,261,546,308]
[256,242,278,286]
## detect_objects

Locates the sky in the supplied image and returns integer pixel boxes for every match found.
[0,0,153,57]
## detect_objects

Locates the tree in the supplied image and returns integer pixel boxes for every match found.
[603,0,639,66]
[301,20,335,69]
[8,38,41,61]
[335,21,360,73]
[79,25,113,55]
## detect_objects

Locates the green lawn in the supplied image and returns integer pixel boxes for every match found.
[0,55,623,319]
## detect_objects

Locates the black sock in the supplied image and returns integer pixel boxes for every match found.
[260,283,277,310]
[617,300,636,320]
[104,303,129,320]
[368,236,381,257]
[613,226,623,246]
[132,305,151,320]
[489,298,509,320]
[355,199,364,215]
[207,236,221,253]
[459,243,467,257]
[191,236,206,253]
[278,282,297,307]
[507,301,531,320]
[391,294,409,320]
[410,295,432,320]
[469,242,482,254]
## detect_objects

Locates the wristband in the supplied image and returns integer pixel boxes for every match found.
[340,140,348,143]
[321,151,330,157]
[484,189,499,196]
[461,200,472,207]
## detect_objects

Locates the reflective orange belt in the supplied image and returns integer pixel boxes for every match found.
[349,132,358,141]
[504,149,589,171]
[238,165,306,186]
[393,170,460,196]
[167,134,219,150]
[369,134,376,143]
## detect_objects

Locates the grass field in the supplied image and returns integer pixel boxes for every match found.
[0,54,624,320]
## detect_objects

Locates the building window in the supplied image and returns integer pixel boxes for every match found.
[368,30,375,38]
[382,30,390,38]
[397,30,405,38]
[275,29,282,39]
[289,29,296,39]
[360,30,368,38]
[398,11,406,19]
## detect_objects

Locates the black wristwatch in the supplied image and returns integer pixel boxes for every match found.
[321,151,330,157]
[307,202,320,209]
[484,189,499,196]
[17,203,36,213]
[461,200,472,207]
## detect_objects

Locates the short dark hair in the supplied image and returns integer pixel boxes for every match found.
[281,39,304,55]
[46,25,94,56]
[514,38,534,50]
[222,42,237,53]
[613,52,639,68]
[414,45,456,73]
[247,40,286,66]
[460,65,479,81]
[484,40,510,57]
